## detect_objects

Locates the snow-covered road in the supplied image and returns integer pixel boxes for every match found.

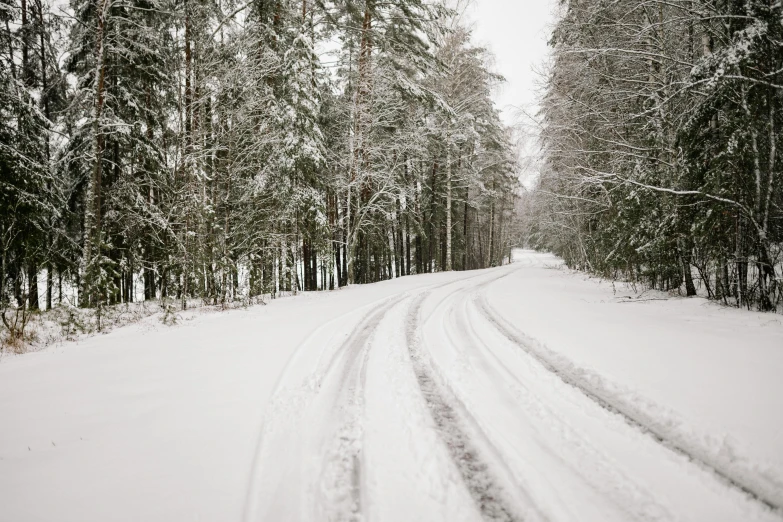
[2,251,782,521]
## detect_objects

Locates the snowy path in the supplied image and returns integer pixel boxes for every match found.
[2,252,782,521]
[243,262,779,522]
[417,265,776,521]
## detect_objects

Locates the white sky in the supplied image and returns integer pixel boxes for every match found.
[464,0,559,187]
[466,0,558,126]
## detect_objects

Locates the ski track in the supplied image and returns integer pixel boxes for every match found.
[244,263,782,522]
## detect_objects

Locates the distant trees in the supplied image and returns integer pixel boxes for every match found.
[528,0,782,311]
[1,0,64,338]
[0,0,519,325]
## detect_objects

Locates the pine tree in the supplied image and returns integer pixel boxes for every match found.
[530,0,781,311]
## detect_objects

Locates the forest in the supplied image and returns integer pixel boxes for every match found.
[0,0,520,337]
[2,2,783,519]
[527,0,782,311]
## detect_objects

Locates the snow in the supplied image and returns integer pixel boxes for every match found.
[1,250,782,521]
[0,271,476,522]
[486,250,783,508]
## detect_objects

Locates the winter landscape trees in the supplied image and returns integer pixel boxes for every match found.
[0,0,519,342]
[4,3,783,518]
[527,0,782,312]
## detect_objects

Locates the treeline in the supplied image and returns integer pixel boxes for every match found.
[1,0,519,325]
[527,0,782,311]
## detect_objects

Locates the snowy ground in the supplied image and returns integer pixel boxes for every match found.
[1,250,781,522]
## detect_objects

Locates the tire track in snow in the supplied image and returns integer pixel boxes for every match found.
[417,271,664,521]
[474,290,783,513]
[406,271,531,522]
[243,267,521,522]
[243,293,407,522]
[456,295,673,521]
[315,294,407,522]
[315,272,513,520]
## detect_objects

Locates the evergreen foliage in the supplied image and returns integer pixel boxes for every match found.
[529,0,782,311]
[0,0,520,323]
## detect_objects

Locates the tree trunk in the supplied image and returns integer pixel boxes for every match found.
[405,213,411,276]
[45,264,52,310]
[429,162,437,273]
[462,192,469,271]
[445,144,452,271]
[488,194,495,267]
[335,235,343,288]
[81,0,110,309]
[28,263,38,310]
[680,241,697,297]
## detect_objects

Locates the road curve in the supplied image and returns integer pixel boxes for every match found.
[243,264,781,522]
